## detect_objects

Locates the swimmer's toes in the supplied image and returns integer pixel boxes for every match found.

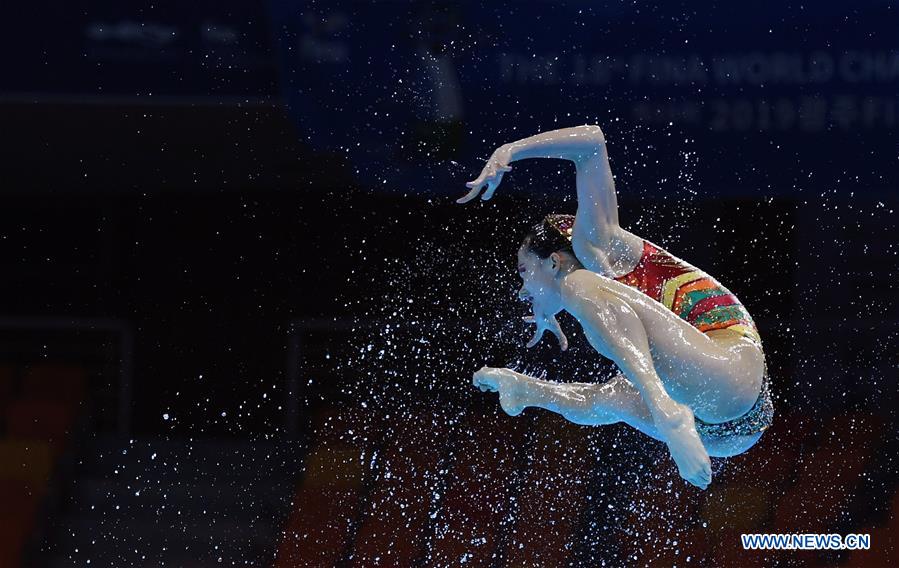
[695,461,713,489]
[672,449,712,489]
[686,471,708,490]
[472,376,498,392]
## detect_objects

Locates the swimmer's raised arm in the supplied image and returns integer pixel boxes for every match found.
[504,124,607,163]
[458,125,625,258]
[458,125,607,203]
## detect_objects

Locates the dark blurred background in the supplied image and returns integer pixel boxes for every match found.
[1,1,897,566]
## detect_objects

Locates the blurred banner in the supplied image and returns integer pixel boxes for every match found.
[3,2,897,197]
[270,1,899,197]
[3,1,278,101]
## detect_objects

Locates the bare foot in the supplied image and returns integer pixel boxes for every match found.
[472,367,528,416]
[656,402,712,490]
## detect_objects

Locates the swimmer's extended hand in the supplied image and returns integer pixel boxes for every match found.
[523,307,569,351]
[457,145,513,203]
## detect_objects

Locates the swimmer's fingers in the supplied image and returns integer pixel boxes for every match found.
[456,183,485,204]
[480,167,510,201]
[522,316,544,348]
[524,312,567,351]
[552,327,569,351]
[523,309,541,347]
[464,165,495,191]
[464,172,487,189]
[481,180,498,201]
[525,327,544,349]
[546,315,569,351]
[459,163,511,203]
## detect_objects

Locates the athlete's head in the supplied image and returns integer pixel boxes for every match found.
[517,214,582,314]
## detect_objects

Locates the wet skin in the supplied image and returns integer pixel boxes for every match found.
[460,124,767,489]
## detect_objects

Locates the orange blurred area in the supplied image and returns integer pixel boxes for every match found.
[271,402,898,567]
[0,362,88,567]
[847,491,899,567]
[6,400,77,446]
[503,413,592,567]
[428,410,526,566]
[22,364,88,402]
[0,366,15,410]
[274,407,381,568]
[350,414,448,567]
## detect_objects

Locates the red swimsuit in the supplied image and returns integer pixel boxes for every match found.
[543,213,771,437]
[544,213,760,345]
[614,240,761,345]
[616,240,772,437]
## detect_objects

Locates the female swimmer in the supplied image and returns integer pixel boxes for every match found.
[459,125,772,489]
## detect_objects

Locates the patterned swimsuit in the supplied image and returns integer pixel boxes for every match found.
[613,240,761,345]
[613,240,774,439]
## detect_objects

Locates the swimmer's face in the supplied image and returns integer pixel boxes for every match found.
[516,246,563,314]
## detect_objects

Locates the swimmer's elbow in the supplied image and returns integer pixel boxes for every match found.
[565,126,606,164]
[575,125,607,157]
[581,124,606,145]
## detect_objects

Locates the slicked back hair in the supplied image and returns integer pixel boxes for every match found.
[521,213,577,260]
